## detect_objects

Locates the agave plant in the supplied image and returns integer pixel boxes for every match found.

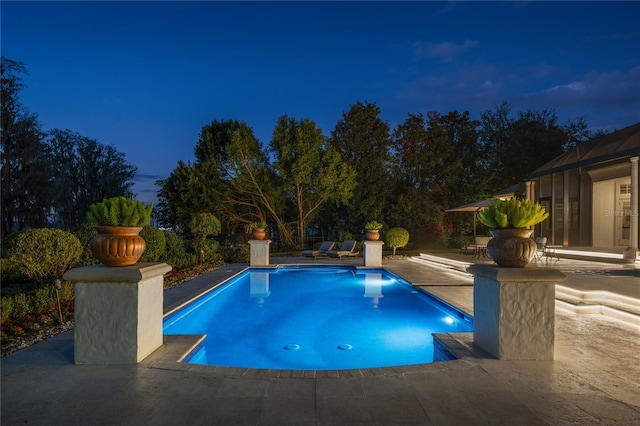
[478,198,548,229]
[250,221,268,230]
[364,220,384,230]
[87,197,153,227]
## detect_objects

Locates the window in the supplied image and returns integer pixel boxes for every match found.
[619,183,631,194]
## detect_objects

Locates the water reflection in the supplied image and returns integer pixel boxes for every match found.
[249,272,270,305]
[363,273,384,308]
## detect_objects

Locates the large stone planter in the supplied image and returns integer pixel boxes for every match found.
[252,228,267,240]
[487,228,536,267]
[90,226,146,267]
[365,229,380,241]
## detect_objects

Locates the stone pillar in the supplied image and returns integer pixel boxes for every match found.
[467,264,566,360]
[249,239,271,266]
[623,156,639,263]
[63,263,172,364]
[363,240,384,266]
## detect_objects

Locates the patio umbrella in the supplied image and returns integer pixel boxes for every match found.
[446,198,496,237]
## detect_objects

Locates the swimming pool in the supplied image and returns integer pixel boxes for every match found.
[163,265,473,370]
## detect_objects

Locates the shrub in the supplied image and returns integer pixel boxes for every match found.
[11,293,30,319]
[0,258,25,283]
[6,228,82,285]
[161,231,194,269]
[140,226,166,262]
[0,231,20,258]
[0,281,75,326]
[190,213,222,239]
[386,227,410,255]
[71,223,99,266]
[1,297,14,322]
[190,239,221,263]
[219,244,250,263]
[338,230,353,242]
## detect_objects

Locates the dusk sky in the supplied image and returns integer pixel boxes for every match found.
[3,1,640,204]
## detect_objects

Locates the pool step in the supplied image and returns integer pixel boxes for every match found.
[555,285,640,327]
[410,253,473,275]
[411,254,640,328]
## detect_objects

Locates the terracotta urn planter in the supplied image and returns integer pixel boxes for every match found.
[366,229,380,241]
[487,229,537,268]
[252,228,267,240]
[90,226,146,267]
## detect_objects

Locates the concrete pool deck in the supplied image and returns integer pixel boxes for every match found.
[2,253,639,425]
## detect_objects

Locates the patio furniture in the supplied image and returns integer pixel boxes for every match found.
[327,240,359,258]
[471,236,492,259]
[301,241,335,258]
[533,237,547,261]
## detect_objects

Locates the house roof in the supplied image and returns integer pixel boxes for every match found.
[527,122,640,178]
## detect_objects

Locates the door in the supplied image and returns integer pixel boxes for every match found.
[616,182,631,246]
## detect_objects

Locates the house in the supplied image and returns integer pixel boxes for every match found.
[526,123,640,261]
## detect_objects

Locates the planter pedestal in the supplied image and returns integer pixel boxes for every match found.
[249,239,271,266]
[63,263,172,364]
[363,240,384,266]
[467,264,566,360]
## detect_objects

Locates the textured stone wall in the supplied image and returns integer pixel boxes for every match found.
[363,240,384,266]
[249,240,271,266]
[469,265,565,360]
[64,263,170,364]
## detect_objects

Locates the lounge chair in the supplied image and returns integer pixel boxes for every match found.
[327,240,359,258]
[301,241,335,258]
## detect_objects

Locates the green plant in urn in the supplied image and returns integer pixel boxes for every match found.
[477,198,548,229]
[364,220,383,241]
[478,198,549,267]
[87,197,154,267]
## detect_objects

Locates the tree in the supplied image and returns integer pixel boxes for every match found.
[386,227,410,255]
[327,101,392,231]
[225,123,294,246]
[194,119,242,165]
[270,115,356,244]
[189,212,222,263]
[1,57,52,236]
[189,213,222,240]
[479,103,589,192]
[389,112,464,245]
[156,119,262,234]
[156,160,222,232]
[46,129,137,230]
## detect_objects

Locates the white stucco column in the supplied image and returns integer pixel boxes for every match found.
[467,264,566,360]
[363,240,384,266]
[249,239,271,266]
[63,263,172,364]
[623,156,639,263]
[525,180,532,202]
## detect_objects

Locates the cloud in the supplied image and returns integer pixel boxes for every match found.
[133,172,165,182]
[413,39,478,63]
[394,62,508,105]
[531,66,640,110]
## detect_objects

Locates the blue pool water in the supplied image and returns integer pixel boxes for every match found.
[163,266,473,370]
